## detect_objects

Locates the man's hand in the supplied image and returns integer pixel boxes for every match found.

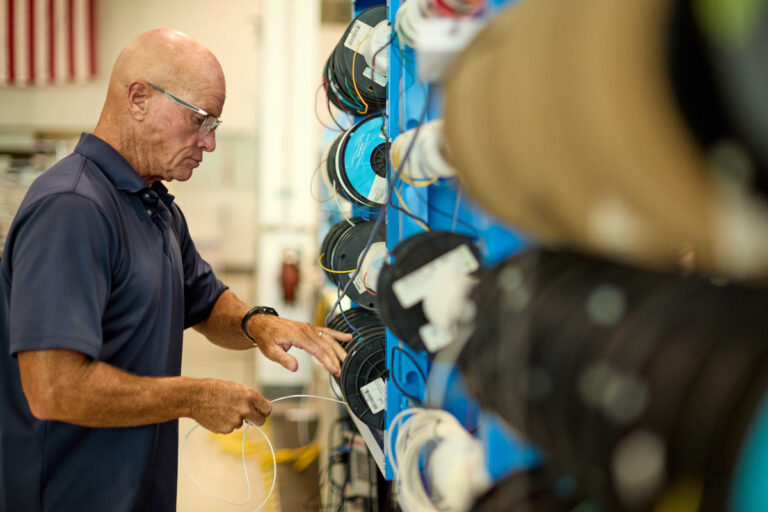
[192,378,272,433]
[246,315,350,377]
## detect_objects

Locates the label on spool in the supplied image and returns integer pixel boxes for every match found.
[368,175,388,204]
[344,19,373,51]
[363,66,387,87]
[393,244,480,308]
[353,241,387,295]
[361,377,387,414]
[419,323,455,352]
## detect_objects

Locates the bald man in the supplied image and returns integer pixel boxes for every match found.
[0,29,349,512]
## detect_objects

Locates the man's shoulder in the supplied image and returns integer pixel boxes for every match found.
[21,152,115,215]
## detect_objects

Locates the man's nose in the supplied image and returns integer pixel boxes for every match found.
[199,129,216,152]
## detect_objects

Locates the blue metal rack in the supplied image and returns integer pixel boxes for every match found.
[378,0,538,485]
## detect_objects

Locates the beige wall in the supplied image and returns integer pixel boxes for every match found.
[0,0,261,134]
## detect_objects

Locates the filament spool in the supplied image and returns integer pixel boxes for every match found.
[457,248,768,510]
[324,5,388,115]
[377,231,480,353]
[326,308,387,430]
[326,114,390,208]
[320,218,385,311]
[442,0,768,280]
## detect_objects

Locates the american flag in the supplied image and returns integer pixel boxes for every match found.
[0,0,97,86]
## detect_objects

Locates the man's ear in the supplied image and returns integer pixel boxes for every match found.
[127,81,149,121]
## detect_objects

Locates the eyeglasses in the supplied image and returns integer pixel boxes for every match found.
[148,83,222,134]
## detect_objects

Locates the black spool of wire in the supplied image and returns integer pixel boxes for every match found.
[320,218,385,310]
[376,231,481,352]
[326,308,388,430]
[469,467,585,512]
[326,114,389,208]
[323,5,388,115]
[457,248,768,511]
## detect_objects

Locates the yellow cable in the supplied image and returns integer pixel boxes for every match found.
[392,185,430,231]
[399,171,438,187]
[352,32,372,115]
[318,253,357,274]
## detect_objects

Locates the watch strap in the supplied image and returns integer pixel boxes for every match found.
[241,306,279,344]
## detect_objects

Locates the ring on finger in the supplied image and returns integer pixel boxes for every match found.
[317,331,323,337]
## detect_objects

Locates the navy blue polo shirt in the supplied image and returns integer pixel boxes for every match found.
[0,133,227,512]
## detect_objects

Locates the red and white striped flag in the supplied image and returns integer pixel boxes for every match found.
[0,0,97,86]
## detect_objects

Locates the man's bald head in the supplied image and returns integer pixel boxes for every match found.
[94,29,225,185]
[108,29,225,101]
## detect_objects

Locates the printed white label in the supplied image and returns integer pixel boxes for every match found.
[392,244,480,309]
[344,19,374,51]
[418,323,454,352]
[368,175,388,204]
[361,377,387,414]
[363,66,388,87]
[352,242,387,295]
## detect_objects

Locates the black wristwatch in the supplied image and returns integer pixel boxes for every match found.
[241,306,279,344]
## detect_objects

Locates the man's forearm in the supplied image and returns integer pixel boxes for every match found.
[196,288,348,376]
[193,289,254,350]
[19,349,201,427]
[18,348,270,432]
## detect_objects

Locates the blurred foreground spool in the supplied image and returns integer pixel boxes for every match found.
[457,248,768,510]
[443,0,768,280]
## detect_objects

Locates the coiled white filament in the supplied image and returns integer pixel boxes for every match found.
[180,394,346,512]
[391,120,456,182]
[387,408,490,512]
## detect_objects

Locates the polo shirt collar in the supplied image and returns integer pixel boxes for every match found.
[74,133,149,194]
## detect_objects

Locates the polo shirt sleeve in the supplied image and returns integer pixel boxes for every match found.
[8,193,113,358]
[172,206,228,328]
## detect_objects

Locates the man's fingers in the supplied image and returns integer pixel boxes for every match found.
[322,327,353,342]
[329,338,347,362]
[306,331,342,376]
[249,393,272,417]
[244,410,267,427]
[266,345,299,372]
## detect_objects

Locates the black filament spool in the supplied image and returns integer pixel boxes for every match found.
[376,231,481,352]
[320,217,366,287]
[329,219,384,311]
[456,247,768,511]
[326,308,388,430]
[340,331,387,430]
[323,5,387,115]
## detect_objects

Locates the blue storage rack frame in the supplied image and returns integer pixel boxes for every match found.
[337,0,541,483]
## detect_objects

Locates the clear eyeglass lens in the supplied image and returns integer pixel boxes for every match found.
[199,116,220,134]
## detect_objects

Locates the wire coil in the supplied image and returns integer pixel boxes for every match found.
[326,114,390,208]
[457,248,768,510]
[320,218,385,311]
[323,5,388,116]
[326,308,388,430]
[377,231,480,353]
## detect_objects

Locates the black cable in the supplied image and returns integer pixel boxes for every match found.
[390,345,431,406]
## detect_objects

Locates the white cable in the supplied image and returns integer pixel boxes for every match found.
[391,120,456,182]
[181,394,346,512]
[388,407,487,512]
